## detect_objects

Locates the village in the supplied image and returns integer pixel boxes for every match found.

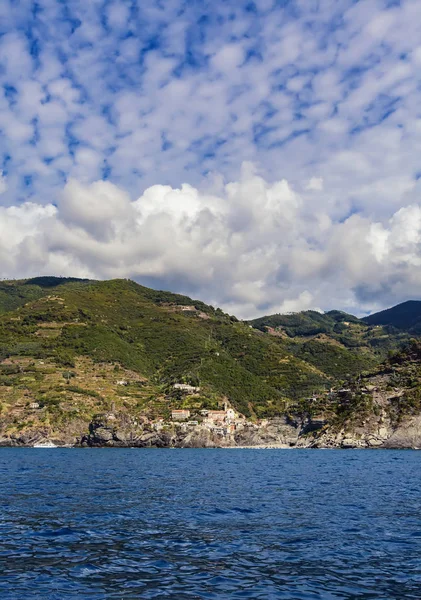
[145,383,248,437]
[113,379,367,440]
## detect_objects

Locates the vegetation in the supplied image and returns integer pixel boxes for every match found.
[0,277,331,432]
[363,300,421,333]
[248,307,409,379]
[0,277,420,443]
[250,309,360,337]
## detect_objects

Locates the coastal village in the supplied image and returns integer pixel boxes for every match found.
[155,383,244,438]
[0,321,418,449]
[114,379,246,435]
[0,354,385,448]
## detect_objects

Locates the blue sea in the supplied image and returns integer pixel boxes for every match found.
[1,449,421,599]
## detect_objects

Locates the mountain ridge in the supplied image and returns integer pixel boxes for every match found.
[362,300,421,333]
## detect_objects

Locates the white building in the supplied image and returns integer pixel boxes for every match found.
[226,408,235,421]
[172,409,191,420]
[173,384,200,393]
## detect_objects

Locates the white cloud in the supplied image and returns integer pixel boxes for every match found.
[0,168,421,318]
[1,1,421,316]
[59,179,133,239]
[278,291,317,314]
[305,177,324,191]
[210,44,245,73]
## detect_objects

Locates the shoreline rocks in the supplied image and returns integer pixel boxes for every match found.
[3,412,421,450]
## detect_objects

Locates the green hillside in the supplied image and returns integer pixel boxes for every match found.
[1,277,421,447]
[249,308,409,379]
[363,300,421,333]
[0,277,335,436]
[251,309,360,337]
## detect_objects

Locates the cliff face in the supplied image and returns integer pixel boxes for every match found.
[306,415,421,449]
[298,346,421,449]
[79,415,303,449]
[0,413,302,448]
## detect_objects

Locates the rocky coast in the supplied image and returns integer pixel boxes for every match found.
[2,409,421,449]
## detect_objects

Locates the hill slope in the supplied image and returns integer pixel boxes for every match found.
[249,308,408,378]
[363,300,421,333]
[0,277,336,444]
[1,278,421,448]
[301,338,421,449]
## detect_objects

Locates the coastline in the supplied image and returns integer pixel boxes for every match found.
[0,443,421,451]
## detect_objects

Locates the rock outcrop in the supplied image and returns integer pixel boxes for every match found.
[3,400,421,449]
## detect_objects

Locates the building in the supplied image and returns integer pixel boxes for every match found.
[226,408,236,421]
[29,402,40,409]
[171,409,191,420]
[207,410,227,422]
[173,384,200,394]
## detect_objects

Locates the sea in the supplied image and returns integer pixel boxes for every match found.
[1,448,421,599]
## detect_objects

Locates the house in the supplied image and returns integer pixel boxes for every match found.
[226,408,236,421]
[116,380,128,386]
[29,402,40,409]
[338,388,351,395]
[171,409,191,420]
[173,384,200,394]
[207,410,227,422]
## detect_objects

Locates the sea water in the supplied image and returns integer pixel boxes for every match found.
[1,448,421,599]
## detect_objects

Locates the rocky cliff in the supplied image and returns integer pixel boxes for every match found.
[3,408,420,449]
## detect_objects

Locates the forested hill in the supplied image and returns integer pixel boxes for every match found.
[362,301,421,333]
[0,277,338,426]
[248,307,409,379]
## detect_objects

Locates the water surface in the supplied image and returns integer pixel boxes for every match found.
[1,448,421,599]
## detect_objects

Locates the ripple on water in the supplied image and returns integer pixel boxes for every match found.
[1,448,421,599]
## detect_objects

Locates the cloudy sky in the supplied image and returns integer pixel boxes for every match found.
[1,0,421,318]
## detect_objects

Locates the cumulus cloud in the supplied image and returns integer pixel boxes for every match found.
[278,292,318,315]
[1,167,421,318]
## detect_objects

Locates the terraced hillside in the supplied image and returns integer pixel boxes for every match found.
[0,277,338,442]
[1,277,420,447]
[249,308,408,378]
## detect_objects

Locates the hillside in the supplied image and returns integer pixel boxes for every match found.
[249,308,408,378]
[299,338,421,449]
[363,300,421,333]
[1,278,421,448]
[0,277,337,445]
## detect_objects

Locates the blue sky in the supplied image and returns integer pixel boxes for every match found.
[1,0,421,317]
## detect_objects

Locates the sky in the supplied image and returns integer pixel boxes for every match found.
[1,0,421,318]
